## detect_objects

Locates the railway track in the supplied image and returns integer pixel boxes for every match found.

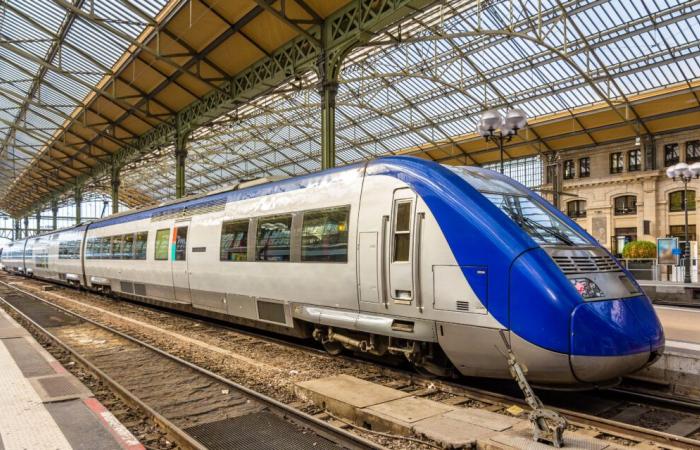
[3,275,700,449]
[0,281,380,450]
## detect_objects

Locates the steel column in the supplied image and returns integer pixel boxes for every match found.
[175,130,189,198]
[320,79,338,170]
[23,216,28,238]
[111,164,121,214]
[51,199,58,230]
[14,219,21,240]
[74,187,83,224]
[35,211,40,235]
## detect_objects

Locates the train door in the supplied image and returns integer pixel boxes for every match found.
[388,188,416,304]
[170,222,191,304]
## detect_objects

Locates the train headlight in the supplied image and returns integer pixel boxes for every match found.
[570,278,605,299]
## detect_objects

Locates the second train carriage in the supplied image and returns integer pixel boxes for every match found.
[1,156,664,388]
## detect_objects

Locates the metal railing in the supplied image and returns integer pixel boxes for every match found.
[620,258,699,283]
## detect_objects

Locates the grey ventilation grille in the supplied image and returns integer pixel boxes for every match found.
[552,255,619,274]
[133,283,147,296]
[120,281,134,294]
[257,300,285,324]
[456,301,470,312]
[151,198,226,222]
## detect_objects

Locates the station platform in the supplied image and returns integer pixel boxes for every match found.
[0,308,143,450]
[639,280,700,307]
[634,305,700,399]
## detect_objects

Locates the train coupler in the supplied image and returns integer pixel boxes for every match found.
[498,331,567,448]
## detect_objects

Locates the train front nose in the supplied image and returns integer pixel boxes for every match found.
[569,296,665,384]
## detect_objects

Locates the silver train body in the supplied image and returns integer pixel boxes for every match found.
[1,157,664,387]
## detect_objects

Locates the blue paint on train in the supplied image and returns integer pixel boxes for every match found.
[366,156,664,357]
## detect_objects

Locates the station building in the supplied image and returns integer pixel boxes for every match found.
[546,129,700,256]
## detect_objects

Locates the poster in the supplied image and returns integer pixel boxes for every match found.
[657,237,678,265]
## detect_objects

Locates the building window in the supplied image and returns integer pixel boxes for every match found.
[610,152,624,174]
[154,228,169,260]
[393,201,412,262]
[612,227,637,256]
[669,225,697,241]
[301,206,350,262]
[628,149,641,171]
[220,220,249,261]
[567,200,586,218]
[563,160,575,179]
[614,195,637,215]
[579,157,590,178]
[687,140,700,163]
[664,143,679,166]
[256,215,292,261]
[669,190,696,212]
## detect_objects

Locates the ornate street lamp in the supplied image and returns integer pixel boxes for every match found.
[477,109,528,174]
[666,162,700,283]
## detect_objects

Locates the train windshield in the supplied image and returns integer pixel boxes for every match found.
[482,193,588,246]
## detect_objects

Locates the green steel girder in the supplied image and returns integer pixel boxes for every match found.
[16,0,437,217]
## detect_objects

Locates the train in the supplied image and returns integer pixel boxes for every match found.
[0,156,664,388]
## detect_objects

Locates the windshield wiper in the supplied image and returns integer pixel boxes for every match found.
[520,216,575,246]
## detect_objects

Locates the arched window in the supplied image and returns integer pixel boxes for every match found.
[567,200,586,218]
[669,190,696,212]
[614,195,637,216]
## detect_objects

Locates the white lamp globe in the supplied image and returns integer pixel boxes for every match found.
[666,166,677,179]
[690,162,700,178]
[476,123,491,138]
[676,162,691,178]
[480,110,503,131]
[504,108,528,131]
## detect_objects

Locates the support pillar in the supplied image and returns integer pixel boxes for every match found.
[74,187,83,225]
[175,130,189,198]
[111,164,121,215]
[13,219,21,240]
[320,80,338,170]
[23,216,28,238]
[35,211,41,235]
[544,152,562,209]
[51,199,58,230]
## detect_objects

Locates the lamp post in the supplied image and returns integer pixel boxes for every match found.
[477,109,528,174]
[666,162,700,283]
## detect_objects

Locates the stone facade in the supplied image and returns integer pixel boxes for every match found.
[543,129,700,255]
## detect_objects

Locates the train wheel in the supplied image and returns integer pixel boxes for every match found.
[322,340,343,356]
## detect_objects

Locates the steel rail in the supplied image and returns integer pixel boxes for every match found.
[6,275,700,449]
[0,280,381,450]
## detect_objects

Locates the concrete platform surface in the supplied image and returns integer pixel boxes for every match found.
[655,305,700,344]
[296,375,627,449]
[0,307,143,450]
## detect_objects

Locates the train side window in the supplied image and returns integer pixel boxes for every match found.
[220,220,248,261]
[256,215,292,262]
[111,235,123,259]
[86,238,96,259]
[122,234,134,259]
[301,206,350,262]
[393,201,412,262]
[175,227,188,261]
[99,237,110,259]
[154,229,169,261]
[134,232,148,260]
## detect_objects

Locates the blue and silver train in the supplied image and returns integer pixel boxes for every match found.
[1,156,664,387]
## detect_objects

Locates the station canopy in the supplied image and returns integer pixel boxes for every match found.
[1,0,699,216]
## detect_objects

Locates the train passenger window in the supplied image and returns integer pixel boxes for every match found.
[99,237,110,259]
[134,232,148,260]
[111,235,123,259]
[393,201,412,262]
[220,220,248,261]
[122,234,134,259]
[301,206,350,262]
[175,227,188,261]
[86,238,96,259]
[256,215,292,262]
[154,229,169,261]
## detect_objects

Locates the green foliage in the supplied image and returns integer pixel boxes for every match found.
[622,240,656,259]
